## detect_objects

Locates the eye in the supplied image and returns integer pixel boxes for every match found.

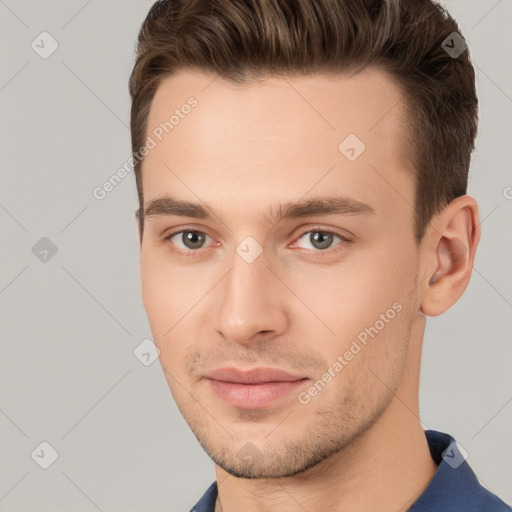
[164,229,213,252]
[163,227,349,257]
[294,229,346,252]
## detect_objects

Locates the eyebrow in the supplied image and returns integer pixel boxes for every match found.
[144,194,375,226]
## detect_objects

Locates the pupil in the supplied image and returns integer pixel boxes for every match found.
[311,231,332,250]
[184,231,204,249]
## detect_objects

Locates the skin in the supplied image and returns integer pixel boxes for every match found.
[137,67,480,512]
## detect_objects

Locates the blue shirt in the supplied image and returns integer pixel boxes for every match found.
[190,430,511,511]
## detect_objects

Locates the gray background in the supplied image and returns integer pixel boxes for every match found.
[0,0,510,510]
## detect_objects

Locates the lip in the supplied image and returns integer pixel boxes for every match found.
[205,367,306,384]
[204,367,309,409]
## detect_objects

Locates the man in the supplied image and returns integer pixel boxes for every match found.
[128,0,511,510]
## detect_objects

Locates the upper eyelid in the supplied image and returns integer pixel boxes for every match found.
[295,229,348,241]
[164,227,214,242]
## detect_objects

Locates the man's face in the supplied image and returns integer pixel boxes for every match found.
[139,68,422,478]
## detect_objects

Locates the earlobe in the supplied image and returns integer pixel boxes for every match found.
[421,196,480,316]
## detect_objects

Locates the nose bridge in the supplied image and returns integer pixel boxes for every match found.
[216,245,287,343]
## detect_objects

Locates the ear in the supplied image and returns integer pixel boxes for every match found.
[419,195,481,317]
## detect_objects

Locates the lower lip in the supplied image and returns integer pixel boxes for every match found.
[207,378,309,409]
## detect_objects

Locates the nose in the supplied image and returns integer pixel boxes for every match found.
[215,248,289,345]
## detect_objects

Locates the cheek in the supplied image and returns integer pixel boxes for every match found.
[141,264,165,328]
[292,263,414,407]
[140,249,179,340]
[140,249,214,367]
[140,264,182,377]
[286,248,417,343]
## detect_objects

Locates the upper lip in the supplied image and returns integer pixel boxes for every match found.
[205,367,307,384]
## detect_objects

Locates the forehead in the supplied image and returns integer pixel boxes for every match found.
[146,67,407,151]
[141,67,414,228]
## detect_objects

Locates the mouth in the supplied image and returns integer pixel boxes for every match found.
[204,367,310,409]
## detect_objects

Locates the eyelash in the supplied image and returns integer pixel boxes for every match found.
[162,227,350,258]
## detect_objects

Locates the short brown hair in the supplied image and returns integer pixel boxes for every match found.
[129,0,478,242]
